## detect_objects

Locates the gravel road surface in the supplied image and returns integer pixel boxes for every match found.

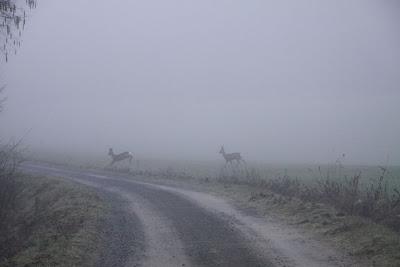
[21,163,271,267]
[21,162,353,267]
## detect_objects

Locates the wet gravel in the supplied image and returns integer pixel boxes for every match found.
[94,191,145,267]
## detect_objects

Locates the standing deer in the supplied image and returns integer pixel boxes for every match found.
[219,146,245,165]
[108,148,133,165]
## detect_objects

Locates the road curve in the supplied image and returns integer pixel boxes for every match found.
[21,162,273,267]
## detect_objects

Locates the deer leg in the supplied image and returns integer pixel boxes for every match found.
[224,161,229,168]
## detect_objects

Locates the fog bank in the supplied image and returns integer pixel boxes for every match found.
[1,0,400,165]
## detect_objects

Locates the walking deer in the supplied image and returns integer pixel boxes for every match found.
[219,146,245,165]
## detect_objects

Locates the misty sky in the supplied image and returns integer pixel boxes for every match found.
[1,0,400,165]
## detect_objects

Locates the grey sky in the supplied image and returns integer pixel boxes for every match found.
[1,0,400,164]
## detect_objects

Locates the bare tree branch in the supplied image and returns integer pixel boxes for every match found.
[0,0,36,62]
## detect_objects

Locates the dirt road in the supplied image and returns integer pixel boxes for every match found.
[21,162,353,267]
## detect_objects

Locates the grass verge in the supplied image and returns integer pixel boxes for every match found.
[0,174,108,267]
[215,182,400,267]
